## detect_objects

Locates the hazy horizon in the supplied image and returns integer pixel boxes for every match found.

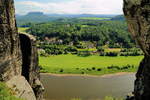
[14,0,123,15]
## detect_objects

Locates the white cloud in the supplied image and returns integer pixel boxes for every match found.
[15,0,123,15]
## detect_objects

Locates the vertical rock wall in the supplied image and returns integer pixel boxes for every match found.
[0,0,21,81]
[123,0,150,100]
[19,33,44,100]
[0,0,44,100]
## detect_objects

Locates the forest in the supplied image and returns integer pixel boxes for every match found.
[26,19,133,48]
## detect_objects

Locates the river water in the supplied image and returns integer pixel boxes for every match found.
[41,73,135,100]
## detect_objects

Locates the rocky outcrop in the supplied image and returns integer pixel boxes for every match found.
[123,0,150,100]
[19,33,44,100]
[0,0,44,100]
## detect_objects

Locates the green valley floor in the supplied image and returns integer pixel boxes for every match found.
[39,55,143,75]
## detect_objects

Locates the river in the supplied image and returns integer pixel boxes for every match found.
[41,73,135,100]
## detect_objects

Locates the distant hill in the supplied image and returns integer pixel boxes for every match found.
[47,14,117,18]
[111,15,125,21]
[16,12,58,25]
[16,12,118,26]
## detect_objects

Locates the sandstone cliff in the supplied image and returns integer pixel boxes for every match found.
[0,0,44,100]
[123,0,150,100]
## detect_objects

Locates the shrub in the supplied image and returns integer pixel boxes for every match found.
[92,67,96,70]
[120,48,143,56]
[97,46,104,52]
[59,69,64,73]
[43,45,65,55]
[99,52,106,56]
[65,46,78,53]
[75,44,86,49]
[105,52,118,57]
[77,50,91,57]
[97,68,102,71]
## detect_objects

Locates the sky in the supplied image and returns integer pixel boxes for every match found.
[14,0,123,15]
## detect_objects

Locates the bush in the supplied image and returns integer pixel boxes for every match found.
[99,52,106,56]
[59,69,64,73]
[120,48,143,56]
[105,52,118,57]
[43,45,65,55]
[77,50,91,57]
[0,82,22,100]
[65,46,78,52]
[108,44,121,48]
[92,67,96,70]
[75,44,86,49]
[97,68,102,71]
[97,46,104,52]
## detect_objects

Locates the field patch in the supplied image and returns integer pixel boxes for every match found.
[39,55,143,75]
[79,17,110,20]
[18,27,29,33]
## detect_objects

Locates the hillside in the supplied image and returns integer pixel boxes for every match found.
[111,15,125,21]
[16,12,117,26]
[16,12,58,25]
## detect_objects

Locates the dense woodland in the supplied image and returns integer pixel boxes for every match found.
[26,20,133,47]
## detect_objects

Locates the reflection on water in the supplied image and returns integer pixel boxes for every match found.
[41,73,135,100]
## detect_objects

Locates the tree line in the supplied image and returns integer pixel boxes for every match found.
[26,19,135,48]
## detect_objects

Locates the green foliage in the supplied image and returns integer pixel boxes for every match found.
[27,19,133,48]
[39,44,78,55]
[0,82,22,100]
[65,46,78,53]
[120,48,143,56]
[77,50,92,57]
[105,52,118,57]
[97,46,104,52]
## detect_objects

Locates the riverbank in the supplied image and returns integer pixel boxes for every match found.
[41,72,135,78]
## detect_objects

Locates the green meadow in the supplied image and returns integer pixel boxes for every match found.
[39,54,143,75]
[18,27,29,33]
[79,17,110,20]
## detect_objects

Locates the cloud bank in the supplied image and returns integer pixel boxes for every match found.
[15,0,123,15]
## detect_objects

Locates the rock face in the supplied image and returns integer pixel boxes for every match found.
[0,0,44,100]
[123,0,150,100]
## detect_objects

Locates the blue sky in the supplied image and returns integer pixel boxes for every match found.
[14,0,123,15]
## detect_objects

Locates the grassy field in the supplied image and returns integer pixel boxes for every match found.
[105,48,121,52]
[79,17,110,20]
[39,54,143,75]
[18,27,29,33]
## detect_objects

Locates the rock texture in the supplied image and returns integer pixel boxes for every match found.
[123,0,150,100]
[19,33,44,100]
[0,0,44,100]
[6,76,37,100]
